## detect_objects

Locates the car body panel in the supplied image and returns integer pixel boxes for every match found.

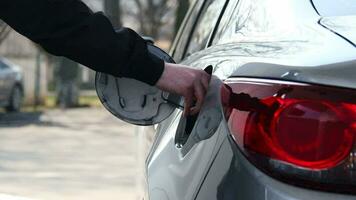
[232,60,356,90]
[146,77,226,200]
[312,0,356,17]
[320,16,356,47]
[182,13,356,88]
[195,131,356,200]
[147,119,224,200]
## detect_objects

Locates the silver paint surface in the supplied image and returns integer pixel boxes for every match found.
[144,0,356,199]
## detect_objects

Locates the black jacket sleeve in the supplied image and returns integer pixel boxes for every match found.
[0,0,164,85]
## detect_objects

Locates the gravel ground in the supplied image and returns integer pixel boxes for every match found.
[0,108,140,200]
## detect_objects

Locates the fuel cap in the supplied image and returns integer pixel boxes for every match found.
[95,43,180,126]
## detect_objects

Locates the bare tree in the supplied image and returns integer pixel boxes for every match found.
[104,0,122,28]
[0,20,11,45]
[132,0,175,39]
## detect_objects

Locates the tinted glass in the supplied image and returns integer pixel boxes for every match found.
[184,0,227,58]
[313,0,356,16]
[214,0,306,45]
[172,0,205,62]
[210,0,239,44]
[213,0,260,44]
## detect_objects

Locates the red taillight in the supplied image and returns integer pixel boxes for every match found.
[245,98,355,169]
[222,78,356,193]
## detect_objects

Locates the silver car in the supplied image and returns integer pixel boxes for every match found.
[0,58,23,112]
[96,0,356,199]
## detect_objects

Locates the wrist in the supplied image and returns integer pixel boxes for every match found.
[156,62,169,89]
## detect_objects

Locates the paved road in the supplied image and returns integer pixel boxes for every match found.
[0,108,140,200]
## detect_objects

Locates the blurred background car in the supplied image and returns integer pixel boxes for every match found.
[0,57,24,112]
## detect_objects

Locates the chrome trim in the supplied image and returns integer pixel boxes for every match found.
[224,77,310,86]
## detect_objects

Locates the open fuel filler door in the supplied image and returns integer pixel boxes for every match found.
[95,43,180,126]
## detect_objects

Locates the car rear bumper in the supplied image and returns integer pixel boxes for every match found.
[195,129,356,200]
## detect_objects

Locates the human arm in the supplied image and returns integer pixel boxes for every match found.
[0,0,163,85]
[0,0,210,115]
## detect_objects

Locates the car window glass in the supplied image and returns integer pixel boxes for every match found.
[214,0,261,44]
[184,0,227,58]
[210,0,239,44]
[172,0,205,62]
[214,0,304,45]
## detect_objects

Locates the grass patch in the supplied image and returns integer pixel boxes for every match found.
[22,95,101,112]
[79,95,102,107]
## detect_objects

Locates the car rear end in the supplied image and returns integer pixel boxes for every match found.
[195,59,356,199]
[194,1,356,199]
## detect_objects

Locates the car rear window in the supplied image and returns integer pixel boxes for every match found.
[184,0,227,58]
[313,0,356,16]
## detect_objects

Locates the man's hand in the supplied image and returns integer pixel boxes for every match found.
[156,63,211,116]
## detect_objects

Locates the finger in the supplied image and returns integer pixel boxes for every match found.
[184,91,194,117]
[201,75,210,91]
[190,81,206,115]
[198,78,208,97]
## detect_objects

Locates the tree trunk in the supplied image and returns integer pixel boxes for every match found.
[175,0,190,35]
[132,0,174,39]
[104,0,122,28]
[55,57,80,108]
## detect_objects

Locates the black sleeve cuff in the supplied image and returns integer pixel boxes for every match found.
[119,28,165,86]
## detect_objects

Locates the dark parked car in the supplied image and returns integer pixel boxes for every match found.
[0,58,24,112]
[97,0,356,199]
